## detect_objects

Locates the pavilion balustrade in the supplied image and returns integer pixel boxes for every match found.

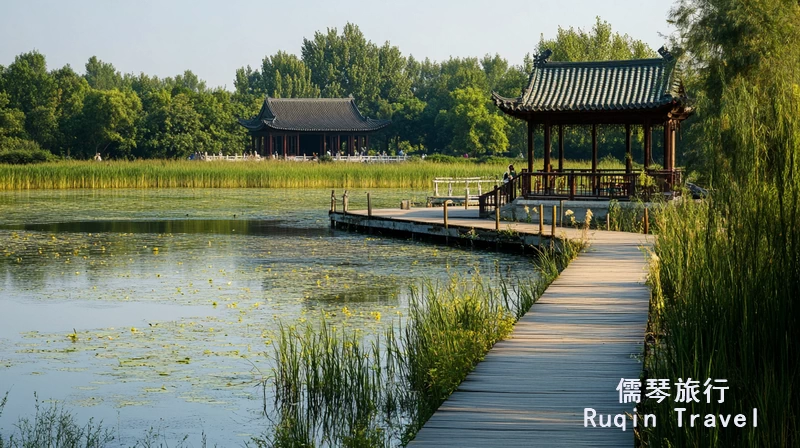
[478,168,681,216]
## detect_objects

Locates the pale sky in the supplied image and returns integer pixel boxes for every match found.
[0,0,675,90]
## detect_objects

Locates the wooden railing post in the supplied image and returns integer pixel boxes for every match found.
[644,207,650,234]
[538,204,544,236]
[465,190,469,209]
[551,205,557,237]
[331,190,336,213]
[443,200,449,229]
[495,189,500,231]
[342,191,349,213]
[367,192,372,217]
[569,174,576,200]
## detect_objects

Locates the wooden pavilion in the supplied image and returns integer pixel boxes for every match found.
[238,97,391,158]
[490,47,693,203]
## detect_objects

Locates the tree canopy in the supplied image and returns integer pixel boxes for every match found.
[0,20,654,160]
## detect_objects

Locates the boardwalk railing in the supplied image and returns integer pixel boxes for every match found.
[477,175,522,218]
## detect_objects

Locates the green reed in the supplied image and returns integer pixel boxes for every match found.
[259,248,573,447]
[640,68,800,446]
[0,159,624,191]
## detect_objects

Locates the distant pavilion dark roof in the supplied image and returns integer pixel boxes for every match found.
[493,48,692,123]
[238,97,391,133]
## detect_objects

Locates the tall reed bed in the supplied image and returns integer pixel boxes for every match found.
[641,63,800,446]
[0,159,626,190]
[0,160,502,190]
[258,249,574,447]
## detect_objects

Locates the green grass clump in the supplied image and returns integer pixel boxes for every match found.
[259,246,575,447]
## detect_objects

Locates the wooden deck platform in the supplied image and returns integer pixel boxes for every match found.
[332,208,652,447]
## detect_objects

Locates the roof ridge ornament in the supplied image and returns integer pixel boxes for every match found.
[658,46,674,61]
[536,49,553,64]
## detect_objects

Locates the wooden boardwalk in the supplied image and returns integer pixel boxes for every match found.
[340,208,652,447]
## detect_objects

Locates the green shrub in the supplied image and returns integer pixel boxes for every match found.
[0,139,55,165]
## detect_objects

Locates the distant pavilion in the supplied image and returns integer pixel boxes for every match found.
[238,97,391,158]
[492,47,693,200]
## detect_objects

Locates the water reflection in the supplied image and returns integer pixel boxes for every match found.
[1,219,331,237]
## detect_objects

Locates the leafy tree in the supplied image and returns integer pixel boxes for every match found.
[537,16,656,62]
[76,89,141,159]
[259,51,320,98]
[0,92,26,145]
[1,51,59,150]
[84,56,125,90]
[438,87,509,156]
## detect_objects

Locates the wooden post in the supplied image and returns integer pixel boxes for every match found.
[443,201,449,229]
[551,205,557,237]
[538,204,544,236]
[543,122,551,173]
[367,192,372,217]
[558,124,564,172]
[283,135,287,159]
[269,134,273,157]
[644,120,652,170]
[527,120,534,173]
[607,213,611,231]
[342,191,348,213]
[591,124,598,174]
[330,190,336,213]
[663,122,669,170]
[644,207,650,234]
[495,189,500,231]
[625,124,632,174]
[465,189,469,210]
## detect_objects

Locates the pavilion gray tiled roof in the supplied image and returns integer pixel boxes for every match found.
[238,97,391,133]
[493,47,689,114]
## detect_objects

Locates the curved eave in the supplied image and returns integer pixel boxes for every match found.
[237,117,268,131]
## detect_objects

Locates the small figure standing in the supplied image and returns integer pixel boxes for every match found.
[507,164,517,180]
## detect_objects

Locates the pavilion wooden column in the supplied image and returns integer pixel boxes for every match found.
[283,134,287,158]
[558,125,564,172]
[625,124,632,173]
[591,124,598,173]
[268,134,273,156]
[250,136,256,154]
[644,120,652,170]
[666,120,676,171]
[366,135,370,153]
[543,122,552,173]
[526,120,534,173]
[336,136,341,155]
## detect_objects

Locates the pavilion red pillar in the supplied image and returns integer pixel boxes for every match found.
[543,122,552,173]
[625,124,632,173]
[283,134,287,158]
[644,120,652,170]
[336,136,340,156]
[526,120,534,173]
[591,124,598,173]
[268,134,273,157]
[558,125,564,172]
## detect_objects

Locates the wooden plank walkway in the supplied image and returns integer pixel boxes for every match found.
[342,208,652,447]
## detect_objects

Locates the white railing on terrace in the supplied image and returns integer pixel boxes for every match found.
[432,177,501,197]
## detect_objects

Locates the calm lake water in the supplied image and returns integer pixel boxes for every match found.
[0,188,536,446]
